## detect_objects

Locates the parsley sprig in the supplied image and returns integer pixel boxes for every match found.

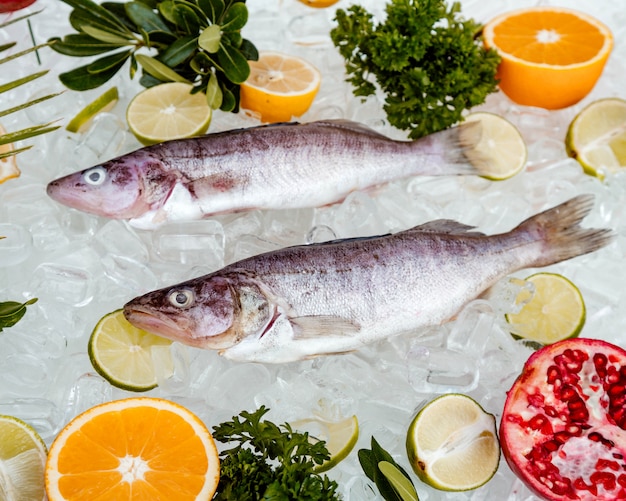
[212,406,341,500]
[331,0,500,139]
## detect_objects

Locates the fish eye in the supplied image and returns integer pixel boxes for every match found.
[83,166,107,186]
[168,289,195,308]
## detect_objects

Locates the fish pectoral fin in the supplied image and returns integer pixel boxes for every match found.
[290,315,360,339]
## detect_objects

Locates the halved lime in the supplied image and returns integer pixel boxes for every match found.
[461,111,527,180]
[505,272,586,346]
[126,82,212,145]
[291,415,359,472]
[88,309,173,392]
[0,414,47,501]
[565,97,626,180]
[66,87,119,133]
[406,394,500,491]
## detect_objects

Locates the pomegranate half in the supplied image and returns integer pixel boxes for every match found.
[501,338,626,500]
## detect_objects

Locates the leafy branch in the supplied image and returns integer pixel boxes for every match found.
[0,298,38,333]
[49,0,259,112]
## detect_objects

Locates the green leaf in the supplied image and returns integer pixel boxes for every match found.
[0,71,48,94]
[0,43,53,66]
[81,25,135,44]
[87,49,133,74]
[0,9,43,29]
[59,60,124,90]
[160,35,197,67]
[223,30,242,49]
[60,0,130,34]
[0,92,64,120]
[136,54,191,83]
[0,299,38,333]
[0,42,16,53]
[49,34,124,57]
[239,38,259,61]
[219,85,235,112]
[198,0,224,24]
[0,146,32,161]
[220,2,247,31]
[0,123,60,147]
[205,72,223,109]
[216,40,249,84]
[125,1,173,34]
[378,462,419,501]
[198,24,221,53]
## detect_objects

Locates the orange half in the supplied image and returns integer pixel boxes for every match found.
[45,397,220,501]
[483,7,613,109]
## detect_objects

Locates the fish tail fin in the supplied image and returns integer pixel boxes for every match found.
[514,194,614,267]
[418,121,489,175]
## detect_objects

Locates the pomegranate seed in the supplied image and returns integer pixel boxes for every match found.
[547,365,561,384]
[528,414,553,434]
[596,458,620,471]
[559,385,578,401]
[590,471,617,490]
[528,393,545,407]
[594,353,608,377]
[574,477,598,495]
[618,474,626,488]
[545,405,558,417]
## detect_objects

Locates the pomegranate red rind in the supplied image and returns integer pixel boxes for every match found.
[501,338,626,501]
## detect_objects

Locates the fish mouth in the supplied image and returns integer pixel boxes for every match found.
[123,305,191,344]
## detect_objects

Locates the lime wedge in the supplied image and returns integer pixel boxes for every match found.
[66,87,119,133]
[565,97,626,180]
[126,82,212,145]
[505,272,586,346]
[0,414,47,501]
[461,111,527,180]
[88,309,173,392]
[406,394,500,491]
[291,415,359,472]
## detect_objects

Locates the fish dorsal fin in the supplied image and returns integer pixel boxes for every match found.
[407,219,485,236]
[290,315,361,339]
[311,119,393,140]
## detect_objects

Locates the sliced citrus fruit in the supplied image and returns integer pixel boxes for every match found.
[406,393,500,491]
[505,272,586,346]
[291,415,359,472]
[126,82,212,145]
[461,112,527,180]
[0,123,20,184]
[297,0,340,7]
[44,397,220,500]
[0,414,47,501]
[565,97,626,180]
[483,7,613,109]
[88,309,173,392]
[240,51,321,123]
[66,87,119,133]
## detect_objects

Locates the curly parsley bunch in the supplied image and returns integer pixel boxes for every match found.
[331,0,500,139]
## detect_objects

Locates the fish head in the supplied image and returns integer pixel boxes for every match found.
[46,150,176,219]
[123,275,253,350]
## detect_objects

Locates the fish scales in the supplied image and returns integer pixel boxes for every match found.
[123,195,613,363]
[46,119,483,228]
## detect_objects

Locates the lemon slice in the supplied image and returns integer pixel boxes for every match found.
[565,97,626,180]
[461,112,527,180]
[406,394,500,491]
[126,82,212,145]
[240,51,321,123]
[291,415,359,472]
[505,272,586,346]
[66,87,119,133]
[88,309,174,392]
[0,123,20,184]
[0,414,47,501]
[297,0,340,7]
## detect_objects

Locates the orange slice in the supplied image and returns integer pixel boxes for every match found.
[240,51,321,123]
[297,0,340,7]
[483,7,613,109]
[0,123,20,184]
[45,397,220,500]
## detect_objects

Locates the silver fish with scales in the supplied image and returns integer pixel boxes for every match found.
[46,119,488,229]
[123,195,613,363]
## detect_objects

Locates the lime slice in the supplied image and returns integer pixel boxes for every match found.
[505,272,586,346]
[565,97,626,180]
[66,87,119,133]
[406,393,500,491]
[461,111,527,180]
[88,309,174,392]
[291,415,359,472]
[126,82,212,145]
[0,414,47,501]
